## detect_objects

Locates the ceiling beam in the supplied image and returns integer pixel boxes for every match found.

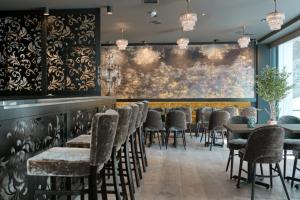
[257,14,300,44]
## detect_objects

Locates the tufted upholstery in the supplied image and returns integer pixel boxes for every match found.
[142,101,149,123]
[66,135,91,148]
[166,110,187,131]
[223,107,239,117]
[90,110,119,167]
[208,110,230,131]
[128,104,139,135]
[240,125,284,163]
[136,102,145,128]
[144,110,164,131]
[114,106,132,150]
[240,107,257,123]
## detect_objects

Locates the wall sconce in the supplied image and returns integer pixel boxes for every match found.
[106,6,113,15]
[43,6,50,16]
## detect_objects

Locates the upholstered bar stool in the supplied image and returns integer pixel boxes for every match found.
[208,110,230,151]
[140,101,149,167]
[226,116,248,179]
[278,115,300,180]
[27,111,119,200]
[66,107,134,200]
[135,102,146,174]
[236,125,290,200]
[144,110,165,149]
[291,147,300,188]
[165,110,187,149]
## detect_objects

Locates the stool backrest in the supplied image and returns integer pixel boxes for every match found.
[243,125,284,163]
[240,107,257,123]
[114,106,132,149]
[166,110,187,131]
[142,101,149,123]
[90,110,119,166]
[229,116,249,124]
[223,106,239,117]
[208,110,230,130]
[278,115,300,124]
[174,107,192,123]
[136,102,145,128]
[144,110,164,131]
[128,104,139,135]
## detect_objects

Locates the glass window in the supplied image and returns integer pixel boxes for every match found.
[278,36,300,117]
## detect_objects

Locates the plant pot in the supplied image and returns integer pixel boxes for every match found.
[267,119,277,125]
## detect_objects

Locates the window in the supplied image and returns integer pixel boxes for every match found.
[278,36,300,117]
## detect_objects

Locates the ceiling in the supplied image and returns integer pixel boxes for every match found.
[0,0,300,43]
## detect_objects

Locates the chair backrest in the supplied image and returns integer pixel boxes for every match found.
[151,107,164,113]
[240,107,257,123]
[90,110,119,167]
[195,108,203,123]
[229,116,249,124]
[142,101,149,123]
[114,106,132,149]
[201,107,214,123]
[278,115,300,124]
[135,102,145,128]
[223,107,239,117]
[166,110,187,131]
[208,110,230,130]
[174,107,192,123]
[243,125,284,163]
[144,110,164,131]
[128,104,139,135]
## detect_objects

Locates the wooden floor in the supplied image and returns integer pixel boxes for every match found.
[133,136,300,200]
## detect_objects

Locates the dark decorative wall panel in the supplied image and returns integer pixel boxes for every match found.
[101,44,255,99]
[47,11,99,94]
[0,13,43,94]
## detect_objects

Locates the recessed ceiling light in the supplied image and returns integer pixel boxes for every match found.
[149,9,158,17]
[201,12,207,16]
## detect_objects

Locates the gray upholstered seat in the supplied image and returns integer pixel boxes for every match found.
[142,100,149,124]
[228,138,247,149]
[27,147,91,177]
[66,134,91,148]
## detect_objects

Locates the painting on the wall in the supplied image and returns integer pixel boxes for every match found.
[100,44,255,99]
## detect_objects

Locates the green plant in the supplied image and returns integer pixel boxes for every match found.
[256,66,293,120]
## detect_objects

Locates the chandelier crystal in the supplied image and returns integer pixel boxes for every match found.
[116,28,128,50]
[180,0,197,31]
[238,36,250,48]
[177,38,189,49]
[266,0,285,31]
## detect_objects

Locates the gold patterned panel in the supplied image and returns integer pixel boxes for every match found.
[116,101,252,122]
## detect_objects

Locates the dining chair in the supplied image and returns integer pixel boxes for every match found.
[144,110,165,149]
[223,106,239,117]
[236,125,290,200]
[198,107,214,144]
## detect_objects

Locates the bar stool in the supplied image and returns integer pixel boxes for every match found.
[144,110,165,149]
[140,101,149,167]
[66,107,134,200]
[165,110,187,149]
[135,102,146,175]
[27,110,119,200]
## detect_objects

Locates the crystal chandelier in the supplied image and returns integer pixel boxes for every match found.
[266,0,285,31]
[237,26,250,48]
[177,38,189,49]
[116,28,128,50]
[180,0,197,31]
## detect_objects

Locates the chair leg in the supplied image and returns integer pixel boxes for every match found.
[166,130,170,149]
[89,166,98,200]
[157,131,161,149]
[276,163,290,200]
[230,149,234,179]
[130,134,140,187]
[51,177,57,200]
[284,150,287,178]
[260,163,264,177]
[251,162,256,200]
[118,149,128,200]
[183,130,187,150]
[226,151,231,172]
[124,140,135,199]
[236,158,243,188]
[112,148,122,200]
[27,175,35,200]
[291,157,298,187]
[210,131,214,151]
[269,164,273,188]
[66,177,71,200]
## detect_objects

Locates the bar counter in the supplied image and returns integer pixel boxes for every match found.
[0,96,115,200]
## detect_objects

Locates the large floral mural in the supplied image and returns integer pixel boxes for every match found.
[101,44,255,99]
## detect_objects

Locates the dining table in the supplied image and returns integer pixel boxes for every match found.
[223,123,300,187]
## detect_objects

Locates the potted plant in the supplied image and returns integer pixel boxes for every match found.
[256,66,293,124]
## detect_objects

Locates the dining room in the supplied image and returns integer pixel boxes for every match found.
[1,0,300,200]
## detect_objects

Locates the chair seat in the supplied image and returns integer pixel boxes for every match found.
[27,147,91,177]
[228,139,247,150]
[284,139,300,150]
[67,135,91,148]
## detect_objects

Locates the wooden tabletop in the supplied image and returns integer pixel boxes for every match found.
[224,124,300,134]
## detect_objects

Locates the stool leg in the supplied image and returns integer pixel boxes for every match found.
[100,167,108,200]
[236,158,243,188]
[230,149,234,179]
[141,127,148,167]
[118,148,128,200]
[226,151,231,172]
[112,147,122,200]
[66,177,71,200]
[50,177,57,200]
[27,176,35,200]
[260,164,264,177]
[137,127,147,172]
[89,166,98,200]
[130,134,140,187]
[251,162,256,200]
[124,140,135,199]
[292,157,298,187]
[276,163,291,200]
[134,131,143,179]
[284,150,287,178]
[269,164,273,188]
